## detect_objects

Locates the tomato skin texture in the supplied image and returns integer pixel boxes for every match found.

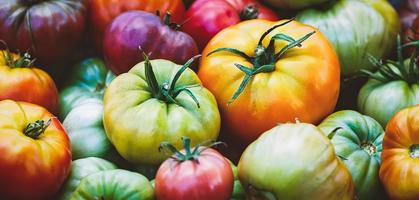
[103,59,220,165]
[198,19,340,143]
[238,123,355,200]
[155,148,234,200]
[0,0,87,66]
[56,157,117,200]
[380,105,419,200]
[71,169,154,200]
[319,110,385,200]
[0,51,59,114]
[90,0,185,51]
[263,0,329,9]
[183,0,278,50]
[0,100,72,200]
[103,11,198,75]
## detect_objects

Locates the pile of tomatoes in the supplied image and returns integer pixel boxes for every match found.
[0,0,418,199]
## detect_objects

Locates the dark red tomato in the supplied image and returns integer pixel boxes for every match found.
[155,138,234,200]
[0,0,87,67]
[399,0,419,31]
[182,0,279,50]
[103,11,198,75]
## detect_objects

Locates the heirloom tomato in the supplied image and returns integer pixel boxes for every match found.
[103,11,198,74]
[262,0,329,9]
[238,123,355,200]
[0,50,59,113]
[0,0,87,66]
[104,55,220,165]
[358,38,419,127]
[296,0,400,75]
[155,137,234,200]
[183,0,278,50]
[319,110,385,200]
[399,0,419,31]
[71,169,154,200]
[90,0,185,51]
[0,100,71,200]
[380,105,419,200]
[198,19,340,143]
[57,157,117,200]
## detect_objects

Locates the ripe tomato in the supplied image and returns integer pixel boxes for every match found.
[90,0,185,51]
[183,0,278,50]
[380,105,419,200]
[198,19,340,143]
[0,100,72,200]
[0,50,59,114]
[155,137,234,200]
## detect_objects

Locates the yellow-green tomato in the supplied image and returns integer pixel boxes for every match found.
[238,123,355,200]
[103,58,220,165]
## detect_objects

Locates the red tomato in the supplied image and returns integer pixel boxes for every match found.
[183,0,278,50]
[155,138,234,200]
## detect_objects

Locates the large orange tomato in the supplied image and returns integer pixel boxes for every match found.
[380,105,419,200]
[90,0,185,51]
[0,100,72,200]
[198,19,340,143]
[0,50,59,114]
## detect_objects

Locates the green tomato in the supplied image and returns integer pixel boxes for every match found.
[60,58,115,119]
[70,169,154,200]
[63,99,117,161]
[229,161,245,200]
[318,110,385,200]
[103,58,220,165]
[238,123,355,200]
[57,157,117,200]
[263,0,329,9]
[296,0,399,76]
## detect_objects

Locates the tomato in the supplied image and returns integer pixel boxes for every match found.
[357,39,419,127]
[56,157,117,200]
[380,105,419,200]
[229,160,245,200]
[103,11,198,75]
[104,55,220,165]
[90,0,185,52]
[0,100,71,200]
[59,58,114,119]
[263,0,329,9]
[0,0,87,67]
[0,50,59,114]
[71,169,154,199]
[319,110,385,200]
[296,0,400,76]
[198,19,340,143]
[238,123,355,199]
[155,137,234,200]
[399,0,419,31]
[183,0,278,50]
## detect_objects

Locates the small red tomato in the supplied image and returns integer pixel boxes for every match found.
[155,137,234,200]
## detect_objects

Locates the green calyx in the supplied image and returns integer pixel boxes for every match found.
[207,18,315,104]
[157,11,181,30]
[410,144,419,159]
[159,137,223,162]
[239,4,260,21]
[361,35,419,85]
[141,51,201,108]
[24,119,51,139]
[1,49,35,68]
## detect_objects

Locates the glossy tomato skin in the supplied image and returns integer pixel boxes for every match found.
[0,100,72,200]
[0,0,87,66]
[0,51,59,114]
[399,0,419,30]
[155,148,234,200]
[238,123,355,199]
[263,0,329,9]
[90,0,185,51]
[103,11,198,74]
[380,105,419,200]
[183,0,278,50]
[198,19,340,143]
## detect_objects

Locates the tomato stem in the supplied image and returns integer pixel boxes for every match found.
[158,11,182,30]
[239,4,260,21]
[1,48,36,68]
[24,119,51,139]
[207,19,315,104]
[410,144,419,159]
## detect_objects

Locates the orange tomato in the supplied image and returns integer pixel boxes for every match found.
[380,105,419,200]
[0,50,59,114]
[198,19,340,143]
[0,100,72,200]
